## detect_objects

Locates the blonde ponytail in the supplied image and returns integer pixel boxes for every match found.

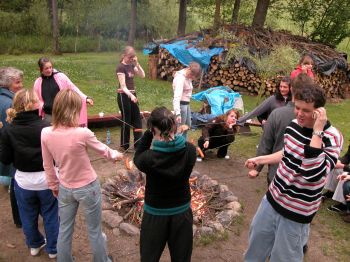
[6,108,17,123]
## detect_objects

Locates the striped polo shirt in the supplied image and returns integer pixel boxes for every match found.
[266,119,343,223]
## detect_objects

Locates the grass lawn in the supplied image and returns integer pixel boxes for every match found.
[1,52,350,259]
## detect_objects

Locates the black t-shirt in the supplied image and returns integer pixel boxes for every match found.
[116,63,135,91]
[41,73,60,114]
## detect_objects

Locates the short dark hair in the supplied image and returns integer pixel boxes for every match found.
[293,83,326,108]
[147,106,176,139]
[291,73,314,96]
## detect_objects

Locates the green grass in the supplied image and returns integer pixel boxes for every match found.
[1,52,350,259]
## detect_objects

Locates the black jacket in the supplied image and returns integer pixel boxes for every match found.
[134,130,196,209]
[0,110,50,172]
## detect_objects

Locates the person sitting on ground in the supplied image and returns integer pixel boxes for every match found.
[133,106,196,262]
[33,57,93,125]
[290,54,315,80]
[0,89,59,258]
[197,109,239,161]
[237,76,291,126]
[41,89,123,262]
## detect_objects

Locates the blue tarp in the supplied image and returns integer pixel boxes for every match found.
[191,86,243,116]
[160,40,224,70]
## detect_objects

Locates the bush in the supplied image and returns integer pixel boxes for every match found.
[0,35,128,54]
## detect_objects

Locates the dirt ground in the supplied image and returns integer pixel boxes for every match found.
[0,150,339,262]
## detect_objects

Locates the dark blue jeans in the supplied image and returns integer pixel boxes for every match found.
[14,180,59,254]
[343,180,350,211]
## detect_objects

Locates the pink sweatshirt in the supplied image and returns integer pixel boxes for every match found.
[41,126,120,191]
[172,69,193,116]
[33,71,88,126]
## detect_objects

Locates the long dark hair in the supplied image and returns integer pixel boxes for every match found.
[147,106,177,140]
[275,76,292,102]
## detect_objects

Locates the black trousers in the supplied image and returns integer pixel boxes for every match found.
[10,178,22,226]
[140,208,193,262]
[198,136,230,158]
[117,93,142,150]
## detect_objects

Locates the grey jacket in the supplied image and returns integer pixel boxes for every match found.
[256,101,295,183]
[237,95,288,125]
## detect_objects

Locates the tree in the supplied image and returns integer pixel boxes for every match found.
[231,0,241,24]
[252,0,270,28]
[128,0,137,46]
[213,0,221,30]
[283,0,350,46]
[50,0,60,54]
[177,0,188,36]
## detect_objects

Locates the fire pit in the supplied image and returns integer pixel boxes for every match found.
[101,166,241,237]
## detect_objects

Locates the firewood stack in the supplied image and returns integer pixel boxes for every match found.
[157,48,281,96]
[156,48,349,98]
[154,25,349,99]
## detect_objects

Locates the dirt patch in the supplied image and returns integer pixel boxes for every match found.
[0,151,338,261]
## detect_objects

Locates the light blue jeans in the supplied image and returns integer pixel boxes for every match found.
[57,180,110,262]
[244,196,310,262]
[180,103,191,139]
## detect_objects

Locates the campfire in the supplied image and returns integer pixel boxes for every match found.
[101,166,241,237]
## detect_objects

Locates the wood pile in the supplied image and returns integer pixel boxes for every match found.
[152,25,349,99]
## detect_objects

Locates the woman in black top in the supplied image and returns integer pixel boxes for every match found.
[134,106,196,262]
[0,89,59,258]
[116,46,145,151]
[197,109,240,160]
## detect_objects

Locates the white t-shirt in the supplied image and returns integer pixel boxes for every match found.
[15,170,49,191]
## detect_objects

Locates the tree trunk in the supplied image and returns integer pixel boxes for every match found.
[177,0,187,36]
[231,0,241,24]
[128,0,137,46]
[252,0,270,28]
[213,0,221,30]
[51,0,60,54]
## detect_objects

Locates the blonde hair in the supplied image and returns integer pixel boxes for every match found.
[52,89,82,129]
[6,89,38,123]
[120,46,136,62]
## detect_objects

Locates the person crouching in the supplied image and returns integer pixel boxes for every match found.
[197,109,240,161]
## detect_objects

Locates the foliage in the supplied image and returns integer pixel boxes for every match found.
[280,0,350,46]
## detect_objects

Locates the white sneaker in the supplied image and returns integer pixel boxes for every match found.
[196,157,202,162]
[49,253,57,259]
[30,242,46,256]
[224,155,230,160]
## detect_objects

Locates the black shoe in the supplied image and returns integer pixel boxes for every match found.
[303,244,308,254]
[327,203,347,213]
[321,191,334,201]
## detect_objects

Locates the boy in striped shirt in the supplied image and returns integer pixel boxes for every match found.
[244,82,343,262]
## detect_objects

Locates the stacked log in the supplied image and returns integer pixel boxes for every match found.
[156,47,349,98]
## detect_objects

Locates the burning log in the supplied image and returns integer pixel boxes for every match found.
[101,166,242,238]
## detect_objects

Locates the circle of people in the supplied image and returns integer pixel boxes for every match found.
[0,46,348,261]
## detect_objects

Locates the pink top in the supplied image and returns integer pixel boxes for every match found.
[172,69,193,115]
[290,66,315,80]
[33,71,88,126]
[41,126,121,191]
